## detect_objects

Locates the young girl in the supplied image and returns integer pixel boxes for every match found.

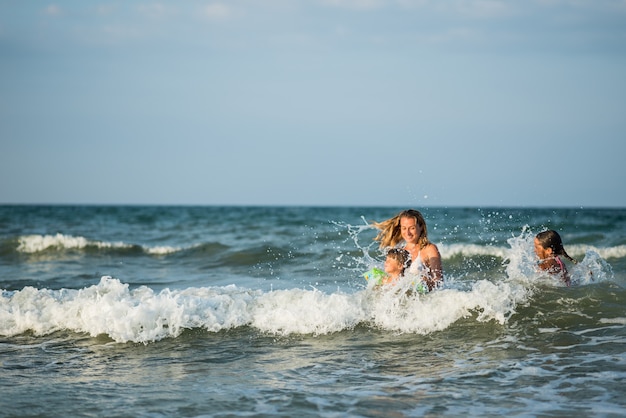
[381,248,412,285]
[534,230,577,286]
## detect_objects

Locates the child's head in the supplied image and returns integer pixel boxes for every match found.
[534,230,576,263]
[534,229,564,258]
[384,248,411,276]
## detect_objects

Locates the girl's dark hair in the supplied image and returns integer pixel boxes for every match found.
[387,248,412,274]
[536,230,577,264]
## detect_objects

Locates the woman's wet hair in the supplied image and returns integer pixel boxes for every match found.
[373,209,430,249]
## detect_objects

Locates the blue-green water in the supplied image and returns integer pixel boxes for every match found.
[1,206,624,416]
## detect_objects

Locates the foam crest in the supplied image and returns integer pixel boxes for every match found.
[17,234,129,253]
[251,289,365,335]
[363,278,528,333]
[572,250,615,285]
[440,243,509,259]
[599,317,626,325]
[16,234,184,255]
[1,274,532,343]
[568,244,626,260]
[249,275,529,336]
[0,277,260,343]
[145,246,183,255]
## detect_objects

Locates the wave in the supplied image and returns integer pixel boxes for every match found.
[14,233,189,256]
[1,231,618,346]
[10,234,626,262]
[440,243,626,261]
[0,231,617,344]
[0,276,528,343]
[567,244,626,260]
[2,249,616,345]
[440,243,510,259]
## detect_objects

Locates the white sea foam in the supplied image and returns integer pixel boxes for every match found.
[599,317,626,325]
[440,241,625,261]
[439,243,510,259]
[17,234,129,253]
[0,277,259,343]
[16,234,184,255]
[0,273,531,343]
[568,244,626,260]
[145,246,183,255]
[251,288,365,335]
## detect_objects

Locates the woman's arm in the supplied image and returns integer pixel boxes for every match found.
[422,244,443,290]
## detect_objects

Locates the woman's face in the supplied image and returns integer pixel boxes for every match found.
[400,216,422,244]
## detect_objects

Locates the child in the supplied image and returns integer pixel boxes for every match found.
[381,248,412,285]
[534,230,577,286]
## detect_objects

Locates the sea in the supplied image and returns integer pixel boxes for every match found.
[1,205,624,417]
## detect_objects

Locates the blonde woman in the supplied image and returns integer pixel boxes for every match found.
[373,209,443,291]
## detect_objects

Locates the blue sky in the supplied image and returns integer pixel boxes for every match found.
[1,0,625,207]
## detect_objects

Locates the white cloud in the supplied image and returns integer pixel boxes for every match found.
[444,0,517,19]
[321,0,386,11]
[324,0,516,17]
[417,27,482,45]
[203,3,232,20]
[44,4,62,17]
[100,24,144,43]
[96,4,117,17]
[137,3,173,20]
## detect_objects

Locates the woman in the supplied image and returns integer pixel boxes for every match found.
[372,209,443,291]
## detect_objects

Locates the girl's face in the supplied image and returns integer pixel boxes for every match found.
[400,216,422,244]
[384,256,403,275]
[534,238,552,260]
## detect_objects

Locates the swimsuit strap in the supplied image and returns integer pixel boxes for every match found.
[555,256,564,271]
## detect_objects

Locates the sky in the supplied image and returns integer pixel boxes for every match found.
[1,0,625,207]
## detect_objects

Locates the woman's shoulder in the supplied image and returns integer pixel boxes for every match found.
[421,242,441,258]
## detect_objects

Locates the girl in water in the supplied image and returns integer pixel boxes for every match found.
[381,248,412,285]
[363,248,411,287]
[534,229,577,286]
[372,209,443,291]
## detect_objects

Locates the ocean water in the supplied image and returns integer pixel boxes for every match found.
[1,205,624,417]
